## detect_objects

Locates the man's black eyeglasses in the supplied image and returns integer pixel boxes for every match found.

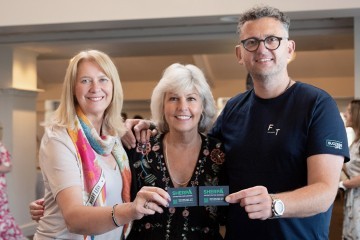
[240,36,287,52]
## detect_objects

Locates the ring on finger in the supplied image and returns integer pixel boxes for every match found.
[144,200,150,209]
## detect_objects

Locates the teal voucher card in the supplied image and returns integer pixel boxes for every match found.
[199,186,229,206]
[168,187,197,207]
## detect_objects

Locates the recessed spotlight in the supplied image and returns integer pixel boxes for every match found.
[219,16,239,23]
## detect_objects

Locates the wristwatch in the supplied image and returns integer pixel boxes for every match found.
[269,194,285,219]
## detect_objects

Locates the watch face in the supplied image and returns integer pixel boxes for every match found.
[274,200,285,215]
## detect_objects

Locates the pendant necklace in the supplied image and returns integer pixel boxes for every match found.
[164,137,192,187]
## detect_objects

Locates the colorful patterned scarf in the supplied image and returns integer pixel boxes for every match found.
[67,107,132,239]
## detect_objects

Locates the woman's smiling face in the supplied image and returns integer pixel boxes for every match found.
[163,89,203,134]
[74,60,113,121]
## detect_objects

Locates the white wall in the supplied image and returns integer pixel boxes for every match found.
[1,1,360,26]
[0,89,37,233]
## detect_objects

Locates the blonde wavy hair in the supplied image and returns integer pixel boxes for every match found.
[48,50,126,136]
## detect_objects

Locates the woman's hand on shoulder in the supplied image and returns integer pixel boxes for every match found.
[122,119,156,149]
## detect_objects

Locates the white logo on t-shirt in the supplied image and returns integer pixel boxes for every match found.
[326,139,343,150]
[267,124,280,136]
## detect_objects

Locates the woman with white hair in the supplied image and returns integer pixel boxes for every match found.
[126,63,226,240]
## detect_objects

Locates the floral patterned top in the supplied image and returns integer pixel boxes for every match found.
[127,133,226,240]
[0,141,26,240]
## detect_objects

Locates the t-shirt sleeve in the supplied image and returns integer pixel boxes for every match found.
[307,96,349,161]
[40,131,82,198]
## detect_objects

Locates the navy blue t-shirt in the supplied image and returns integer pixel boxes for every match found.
[209,82,349,240]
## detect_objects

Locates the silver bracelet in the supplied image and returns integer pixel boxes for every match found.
[111,203,120,227]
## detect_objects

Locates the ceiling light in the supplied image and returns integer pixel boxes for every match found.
[219,16,239,23]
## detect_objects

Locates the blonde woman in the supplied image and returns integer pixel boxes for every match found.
[33,50,169,240]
